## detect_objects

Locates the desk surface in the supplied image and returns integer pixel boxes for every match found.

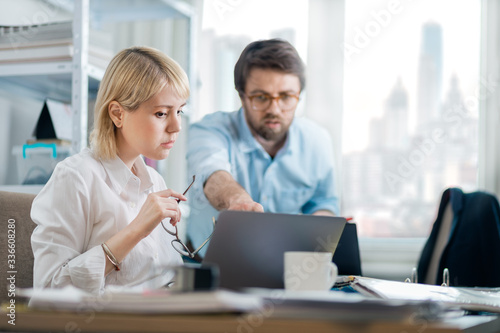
[1,309,500,333]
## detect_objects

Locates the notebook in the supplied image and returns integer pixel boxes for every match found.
[202,211,346,290]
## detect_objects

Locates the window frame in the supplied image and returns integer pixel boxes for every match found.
[313,0,493,280]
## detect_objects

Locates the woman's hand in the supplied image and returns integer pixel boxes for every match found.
[103,189,186,275]
[132,189,187,238]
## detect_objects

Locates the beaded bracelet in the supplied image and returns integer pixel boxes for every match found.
[102,243,121,271]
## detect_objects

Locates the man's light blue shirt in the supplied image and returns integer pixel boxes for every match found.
[186,108,339,256]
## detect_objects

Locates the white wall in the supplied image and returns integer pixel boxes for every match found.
[0,0,195,191]
[479,0,500,197]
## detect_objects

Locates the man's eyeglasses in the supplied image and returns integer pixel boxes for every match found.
[161,175,215,259]
[246,92,300,112]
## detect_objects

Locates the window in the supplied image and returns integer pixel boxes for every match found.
[197,0,309,121]
[342,0,481,237]
[198,1,482,240]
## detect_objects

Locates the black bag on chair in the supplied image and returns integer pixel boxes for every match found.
[417,187,500,287]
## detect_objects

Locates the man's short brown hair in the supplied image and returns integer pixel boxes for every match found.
[234,39,305,95]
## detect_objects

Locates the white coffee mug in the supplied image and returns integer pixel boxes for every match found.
[283,251,338,291]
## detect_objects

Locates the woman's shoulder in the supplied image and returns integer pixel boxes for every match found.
[54,148,104,181]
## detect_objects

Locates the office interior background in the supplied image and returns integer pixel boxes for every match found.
[0,0,499,281]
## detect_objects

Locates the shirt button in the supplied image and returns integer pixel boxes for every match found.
[262,195,267,201]
[155,253,159,259]
[129,202,136,208]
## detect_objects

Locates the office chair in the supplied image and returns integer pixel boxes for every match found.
[0,191,37,301]
[417,187,500,287]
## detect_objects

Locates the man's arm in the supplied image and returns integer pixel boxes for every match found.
[204,170,263,212]
[313,209,335,216]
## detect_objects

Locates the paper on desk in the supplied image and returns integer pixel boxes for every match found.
[18,286,263,314]
[244,288,445,321]
[352,277,500,313]
[19,285,87,307]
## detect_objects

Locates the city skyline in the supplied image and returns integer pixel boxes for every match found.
[200,1,481,237]
[343,0,480,153]
[343,19,479,237]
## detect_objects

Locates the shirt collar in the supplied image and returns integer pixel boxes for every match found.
[237,107,294,157]
[99,154,154,195]
[237,108,261,153]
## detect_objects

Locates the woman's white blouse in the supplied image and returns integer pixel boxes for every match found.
[31,148,183,294]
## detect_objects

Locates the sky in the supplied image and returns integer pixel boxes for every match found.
[201,0,481,152]
[202,0,309,60]
[343,0,481,152]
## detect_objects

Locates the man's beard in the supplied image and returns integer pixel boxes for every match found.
[255,121,284,141]
[248,114,288,142]
[242,101,290,142]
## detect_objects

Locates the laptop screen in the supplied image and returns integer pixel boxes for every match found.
[202,211,346,290]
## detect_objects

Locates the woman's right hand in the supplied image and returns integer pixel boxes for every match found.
[132,189,187,238]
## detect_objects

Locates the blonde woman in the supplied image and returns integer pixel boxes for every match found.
[31,46,189,294]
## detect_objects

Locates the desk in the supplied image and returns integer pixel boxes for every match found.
[1,309,499,333]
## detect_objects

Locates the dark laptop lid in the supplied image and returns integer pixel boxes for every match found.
[332,223,363,276]
[202,211,346,290]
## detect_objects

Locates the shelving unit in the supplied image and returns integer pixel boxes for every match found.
[0,0,196,191]
[0,0,195,153]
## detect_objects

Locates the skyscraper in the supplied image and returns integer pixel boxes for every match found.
[369,77,409,150]
[416,22,443,129]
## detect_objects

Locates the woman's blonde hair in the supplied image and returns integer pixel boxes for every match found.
[90,46,190,160]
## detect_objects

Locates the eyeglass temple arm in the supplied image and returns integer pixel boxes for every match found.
[165,175,196,235]
[183,175,196,195]
[189,217,217,256]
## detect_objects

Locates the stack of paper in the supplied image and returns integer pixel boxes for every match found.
[0,21,112,68]
[0,21,73,45]
[19,286,263,314]
[246,288,446,322]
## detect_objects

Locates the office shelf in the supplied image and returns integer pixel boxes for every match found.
[0,62,102,101]
[0,61,104,80]
[0,0,195,155]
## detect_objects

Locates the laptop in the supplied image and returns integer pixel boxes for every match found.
[202,211,346,290]
[332,223,363,276]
